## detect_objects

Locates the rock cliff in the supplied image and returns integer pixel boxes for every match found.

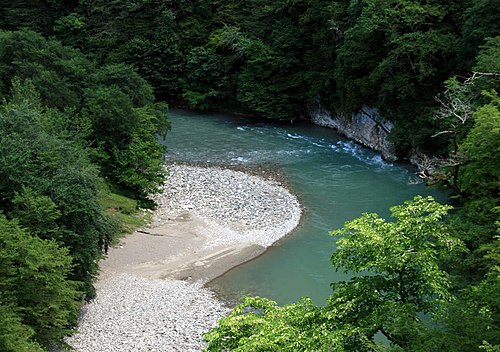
[308,103,398,161]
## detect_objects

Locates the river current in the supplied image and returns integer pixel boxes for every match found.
[164,109,443,305]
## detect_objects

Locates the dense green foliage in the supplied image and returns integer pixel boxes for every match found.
[205,197,497,351]
[0,1,498,351]
[205,296,337,351]
[327,196,464,350]
[0,30,170,195]
[2,0,495,154]
[0,30,169,350]
[0,80,113,298]
[0,215,79,349]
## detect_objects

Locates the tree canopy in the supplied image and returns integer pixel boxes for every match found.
[327,196,464,350]
[205,196,496,351]
[0,215,80,349]
[0,29,169,350]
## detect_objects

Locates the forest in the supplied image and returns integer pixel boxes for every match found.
[0,0,498,351]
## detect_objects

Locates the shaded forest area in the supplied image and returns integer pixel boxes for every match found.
[3,0,497,154]
[0,0,498,351]
[0,29,169,352]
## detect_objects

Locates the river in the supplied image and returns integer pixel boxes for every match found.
[164,109,443,306]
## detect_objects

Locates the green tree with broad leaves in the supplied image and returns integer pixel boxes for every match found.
[328,195,465,350]
[445,88,500,281]
[0,79,118,298]
[204,296,340,351]
[459,90,500,198]
[205,196,465,351]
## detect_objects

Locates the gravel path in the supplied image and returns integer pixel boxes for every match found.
[66,164,301,352]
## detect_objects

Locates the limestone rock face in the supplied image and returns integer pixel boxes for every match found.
[308,103,398,161]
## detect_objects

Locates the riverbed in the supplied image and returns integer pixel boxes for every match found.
[67,109,444,351]
[67,164,301,351]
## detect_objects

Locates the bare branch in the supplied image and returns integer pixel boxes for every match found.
[465,71,500,85]
[431,130,453,137]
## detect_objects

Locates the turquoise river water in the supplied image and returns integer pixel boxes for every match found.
[164,109,444,306]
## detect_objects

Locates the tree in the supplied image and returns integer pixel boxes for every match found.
[326,196,464,350]
[0,0,70,35]
[0,79,118,298]
[182,44,238,110]
[432,267,500,352]
[459,90,500,198]
[332,0,465,155]
[0,215,80,348]
[418,37,499,280]
[10,187,62,241]
[0,304,44,352]
[0,30,92,110]
[0,30,170,199]
[457,0,500,71]
[205,197,464,351]
[415,76,475,193]
[236,18,309,120]
[445,89,500,280]
[82,85,169,195]
[113,104,169,195]
[204,297,340,351]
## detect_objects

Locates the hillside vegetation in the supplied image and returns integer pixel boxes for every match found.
[0,1,498,351]
[0,30,169,350]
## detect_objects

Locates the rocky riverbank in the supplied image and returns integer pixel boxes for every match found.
[153,164,301,248]
[308,103,398,162]
[66,164,302,351]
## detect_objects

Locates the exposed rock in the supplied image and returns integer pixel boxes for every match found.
[308,103,398,161]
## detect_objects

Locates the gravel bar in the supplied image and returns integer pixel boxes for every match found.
[152,164,302,248]
[66,164,302,351]
[67,275,228,352]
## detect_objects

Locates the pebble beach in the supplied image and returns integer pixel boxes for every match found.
[66,164,302,351]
